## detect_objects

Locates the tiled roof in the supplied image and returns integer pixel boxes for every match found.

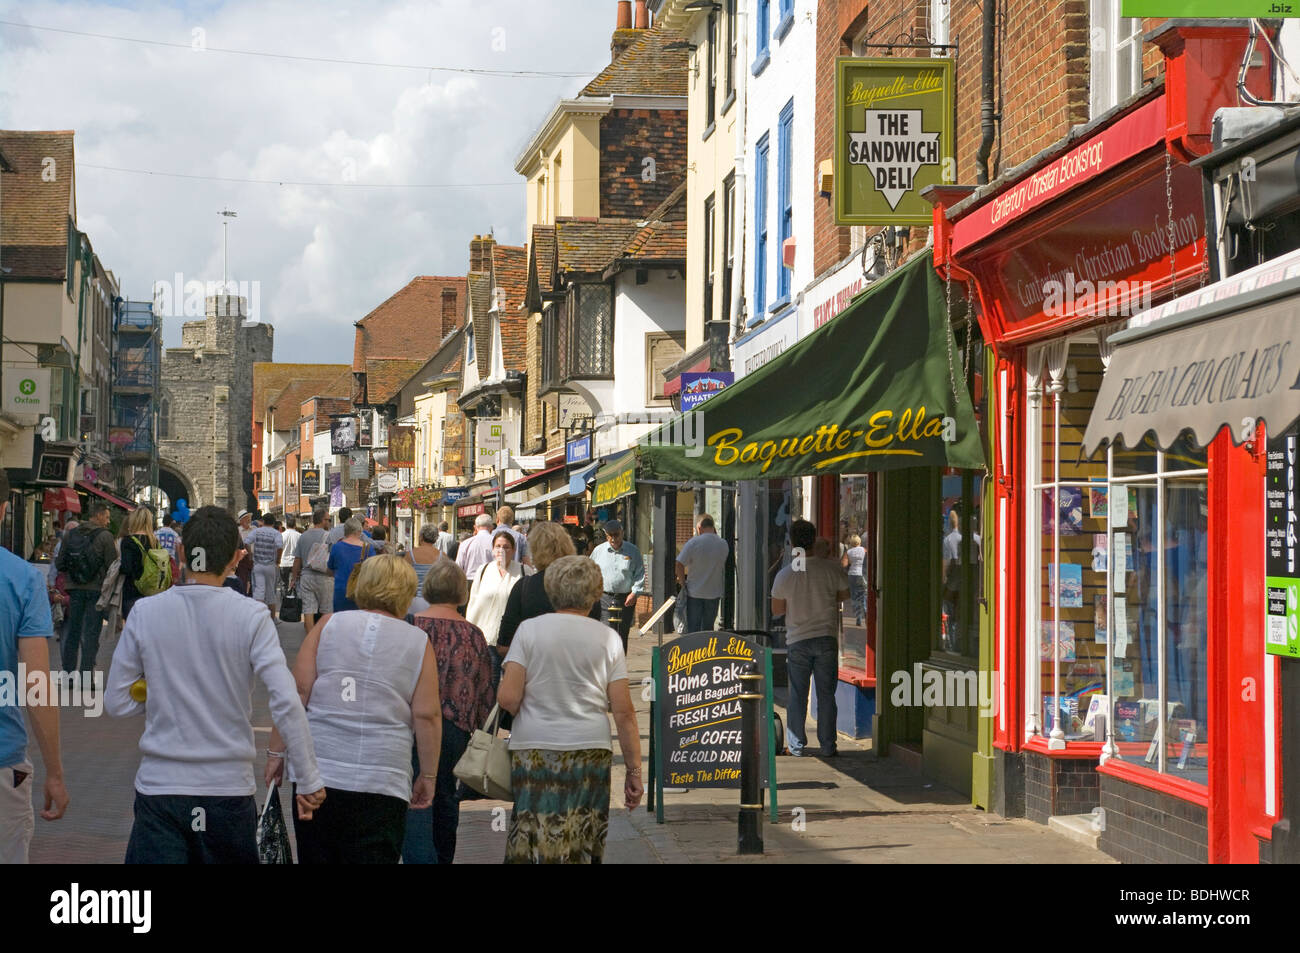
[364,358,426,406]
[351,276,467,372]
[253,363,344,427]
[581,28,689,97]
[267,366,352,428]
[491,244,529,373]
[0,131,75,281]
[467,273,492,371]
[555,218,641,276]
[618,220,687,263]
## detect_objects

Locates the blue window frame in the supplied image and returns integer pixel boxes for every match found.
[753,133,770,324]
[776,0,795,41]
[776,101,794,301]
[755,0,770,59]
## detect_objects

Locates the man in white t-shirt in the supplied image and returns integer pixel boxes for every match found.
[278,517,301,595]
[674,514,729,633]
[771,519,849,758]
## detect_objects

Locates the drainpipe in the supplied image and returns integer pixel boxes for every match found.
[976,0,996,184]
[729,1,759,629]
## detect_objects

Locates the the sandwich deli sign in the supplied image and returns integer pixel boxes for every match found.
[834,57,954,226]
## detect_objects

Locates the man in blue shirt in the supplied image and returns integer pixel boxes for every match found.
[0,470,69,862]
[589,518,644,651]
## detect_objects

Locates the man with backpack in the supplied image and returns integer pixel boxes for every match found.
[57,503,117,679]
[290,507,332,632]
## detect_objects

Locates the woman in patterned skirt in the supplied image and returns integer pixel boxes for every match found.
[497,555,642,863]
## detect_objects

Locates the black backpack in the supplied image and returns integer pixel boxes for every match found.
[58,528,107,585]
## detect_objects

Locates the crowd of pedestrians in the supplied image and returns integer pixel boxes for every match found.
[2,488,806,866]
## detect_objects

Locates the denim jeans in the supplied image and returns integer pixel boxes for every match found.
[848,575,867,626]
[684,595,720,634]
[62,589,103,678]
[402,721,471,864]
[785,636,839,754]
[124,791,258,864]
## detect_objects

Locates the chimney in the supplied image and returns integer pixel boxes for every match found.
[441,286,459,340]
[469,234,495,273]
[634,0,649,29]
[611,0,639,60]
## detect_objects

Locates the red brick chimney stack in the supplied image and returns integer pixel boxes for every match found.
[634,0,649,29]
[441,286,459,341]
[469,234,495,273]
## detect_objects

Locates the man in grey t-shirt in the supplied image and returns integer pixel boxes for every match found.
[675,514,729,633]
[770,519,848,758]
[291,508,332,632]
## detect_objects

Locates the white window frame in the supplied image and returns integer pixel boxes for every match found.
[1090,0,1143,118]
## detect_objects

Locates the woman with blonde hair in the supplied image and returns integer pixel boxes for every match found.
[267,554,442,863]
[498,555,642,863]
[118,506,162,619]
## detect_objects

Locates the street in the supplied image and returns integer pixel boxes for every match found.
[26,616,1110,865]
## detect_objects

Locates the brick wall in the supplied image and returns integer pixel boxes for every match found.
[524,314,544,454]
[441,287,459,342]
[599,108,688,219]
[1099,774,1208,863]
[812,1,1167,278]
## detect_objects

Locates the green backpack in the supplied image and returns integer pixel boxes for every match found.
[132,537,174,597]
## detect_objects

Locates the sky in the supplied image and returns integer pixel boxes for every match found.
[0,0,618,360]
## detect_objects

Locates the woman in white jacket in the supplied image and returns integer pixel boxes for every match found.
[465,528,532,686]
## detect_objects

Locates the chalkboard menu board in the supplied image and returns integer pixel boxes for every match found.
[655,632,770,788]
[1266,425,1300,658]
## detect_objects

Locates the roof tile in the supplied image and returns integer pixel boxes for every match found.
[352,276,467,372]
[582,28,689,97]
[0,131,75,281]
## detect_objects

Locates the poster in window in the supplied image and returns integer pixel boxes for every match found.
[1041,486,1083,535]
[1047,563,1083,608]
[1040,620,1076,661]
[1265,425,1300,658]
[1088,485,1108,519]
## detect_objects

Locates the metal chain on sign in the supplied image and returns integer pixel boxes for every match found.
[944,257,962,407]
[1166,150,1177,295]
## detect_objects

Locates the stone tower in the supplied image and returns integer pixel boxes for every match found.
[159,294,273,513]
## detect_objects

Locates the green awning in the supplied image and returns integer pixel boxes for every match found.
[637,253,983,480]
[592,451,636,506]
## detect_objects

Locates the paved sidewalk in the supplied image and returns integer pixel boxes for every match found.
[26,614,1111,864]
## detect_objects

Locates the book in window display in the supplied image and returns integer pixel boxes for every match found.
[1040,620,1076,661]
[1042,486,1084,535]
[1048,562,1083,607]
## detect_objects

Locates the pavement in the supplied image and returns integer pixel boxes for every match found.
[25,609,1113,865]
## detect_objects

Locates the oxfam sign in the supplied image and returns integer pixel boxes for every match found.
[3,368,51,415]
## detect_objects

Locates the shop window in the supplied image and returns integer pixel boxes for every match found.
[839,474,874,674]
[1026,334,1208,786]
[1089,0,1142,118]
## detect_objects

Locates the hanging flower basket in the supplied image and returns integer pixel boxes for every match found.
[398,486,443,511]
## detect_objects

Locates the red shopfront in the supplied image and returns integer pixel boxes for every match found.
[932,23,1276,863]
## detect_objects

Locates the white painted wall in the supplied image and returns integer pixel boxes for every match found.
[744,0,816,327]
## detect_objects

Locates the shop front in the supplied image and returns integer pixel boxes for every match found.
[930,21,1274,861]
[639,253,984,778]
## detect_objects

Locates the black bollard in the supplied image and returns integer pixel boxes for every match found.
[737,662,764,855]
[607,600,623,632]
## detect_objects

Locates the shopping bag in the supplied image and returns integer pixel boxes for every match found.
[453,704,513,801]
[256,787,294,864]
[280,587,302,624]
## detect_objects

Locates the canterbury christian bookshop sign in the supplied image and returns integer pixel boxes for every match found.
[834,58,954,226]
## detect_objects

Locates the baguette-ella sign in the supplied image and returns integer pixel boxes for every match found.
[834,57,954,226]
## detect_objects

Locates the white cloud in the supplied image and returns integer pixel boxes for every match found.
[0,0,615,361]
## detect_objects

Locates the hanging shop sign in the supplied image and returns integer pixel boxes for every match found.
[443,487,469,505]
[566,434,593,467]
[3,366,51,417]
[834,57,954,226]
[638,255,983,481]
[679,372,734,411]
[375,472,401,495]
[457,502,485,518]
[358,412,373,449]
[388,426,416,469]
[300,467,322,496]
[330,418,358,454]
[329,471,343,507]
[346,449,369,479]
[1267,426,1300,659]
